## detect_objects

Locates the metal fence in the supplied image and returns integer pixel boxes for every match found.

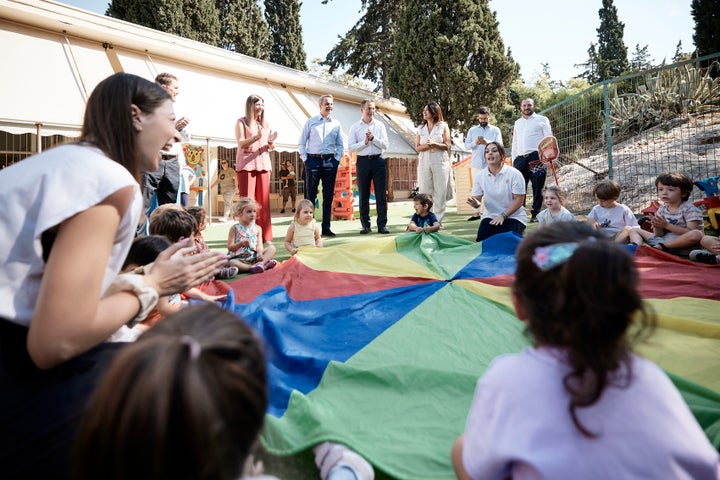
[540,53,720,214]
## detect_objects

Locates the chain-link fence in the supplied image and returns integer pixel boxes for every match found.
[541,53,720,214]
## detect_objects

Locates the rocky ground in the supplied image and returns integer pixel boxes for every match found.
[556,111,720,214]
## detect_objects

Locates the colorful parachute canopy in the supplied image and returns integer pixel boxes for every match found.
[230,232,720,480]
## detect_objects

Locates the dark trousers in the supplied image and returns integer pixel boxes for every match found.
[304,157,339,231]
[513,151,546,218]
[356,155,388,229]
[282,185,297,208]
[142,157,180,213]
[0,319,124,480]
[476,218,526,242]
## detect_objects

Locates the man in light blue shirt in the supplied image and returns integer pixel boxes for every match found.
[298,94,345,237]
[348,100,390,234]
[464,106,504,221]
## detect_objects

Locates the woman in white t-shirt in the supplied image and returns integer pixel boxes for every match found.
[0,73,227,478]
[452,222,719,480]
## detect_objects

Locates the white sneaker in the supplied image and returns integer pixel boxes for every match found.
[313,442,374,480]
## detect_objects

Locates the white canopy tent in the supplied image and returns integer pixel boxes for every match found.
[0,0,422,214]
[0,0,418,153]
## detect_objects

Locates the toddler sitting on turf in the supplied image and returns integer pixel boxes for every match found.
[586,180,640,243]
[284,199,323,255]
[407,193,441,234]
[227,197,278,274]
[626,173,703,255]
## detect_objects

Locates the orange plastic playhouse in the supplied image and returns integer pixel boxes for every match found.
[332,153,356,221]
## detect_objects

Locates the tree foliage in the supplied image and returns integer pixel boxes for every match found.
[388,0,516,131]
[596,0,628,80]
[265,0,307,70]
[184,0,221,46]
[673,40,690,63]
[629,44,652,71]
[691,0,720,57]
[575,43,600,84]
[106,0,188,37]
[323,0,399,98]
[216,0,272,60]
[108,0,277,62]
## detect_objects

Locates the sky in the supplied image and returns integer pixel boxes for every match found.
[58,0,695,83]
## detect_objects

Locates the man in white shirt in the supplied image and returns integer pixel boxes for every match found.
[511,98,553,222]
[298,94,345,238]
[349,100,390,234]
[464,106,504,221]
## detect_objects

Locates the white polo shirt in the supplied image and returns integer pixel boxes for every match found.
[471,164,527,224]
[511,113,552,157]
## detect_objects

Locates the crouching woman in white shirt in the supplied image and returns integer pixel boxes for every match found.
[0,73,227,479]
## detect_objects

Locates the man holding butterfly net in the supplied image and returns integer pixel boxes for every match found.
[511,98,553,222]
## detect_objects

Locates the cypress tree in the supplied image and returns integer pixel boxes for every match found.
[575,43,600,84]
[323,0,400,98]
[107,0,187,37]
[388,0,515,131]
[265,0,307,70]
[596,0,628,80]
[216,0,272,60]
[691,0,720,57]
[184,0,221,46]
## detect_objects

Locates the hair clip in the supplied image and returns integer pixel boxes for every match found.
[532,242,580,271]
[181,335,202,360]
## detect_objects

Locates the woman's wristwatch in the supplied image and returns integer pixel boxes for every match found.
[500,212,508,219]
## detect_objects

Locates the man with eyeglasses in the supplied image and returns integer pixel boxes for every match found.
[211,159,238,222]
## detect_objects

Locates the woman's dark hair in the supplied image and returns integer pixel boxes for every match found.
[122,235,171,270]
[513,222,654,437]
[73,304,268,480]
[80,73,171,182]
[655,172,694,201]
[422,101,444,125]
[484,141,506,161]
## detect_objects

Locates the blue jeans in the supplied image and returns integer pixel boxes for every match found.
[304,157,339,231]
[356,155,388,229]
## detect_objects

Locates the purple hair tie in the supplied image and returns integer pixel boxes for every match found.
[181,335,202,360]
[532,242,580,271]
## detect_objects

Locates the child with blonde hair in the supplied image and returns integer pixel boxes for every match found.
[228,197,277,274]
[284,199,323,255]
[537,185,575,224]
